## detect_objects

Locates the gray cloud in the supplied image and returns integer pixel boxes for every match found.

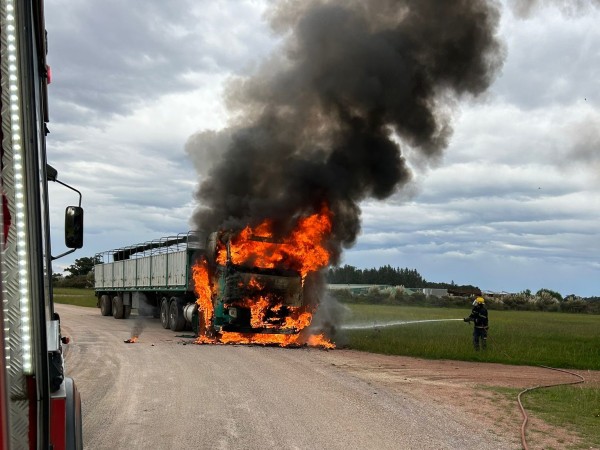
[508,0,600,17]
[46,0,273,124]
[566,115,600,169]
[494,0,600,109]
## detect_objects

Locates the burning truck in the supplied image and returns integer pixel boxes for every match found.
[94,208,334,347]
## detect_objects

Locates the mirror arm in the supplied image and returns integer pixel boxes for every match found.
[47,169,84,260]
[53,179,82,207]
[51,248,76,261]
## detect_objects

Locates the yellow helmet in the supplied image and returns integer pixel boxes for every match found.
[475,297,485,304]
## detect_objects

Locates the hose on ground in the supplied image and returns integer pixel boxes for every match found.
[488,336,585,450]
[484,334,586,449]
[517,366,584,450]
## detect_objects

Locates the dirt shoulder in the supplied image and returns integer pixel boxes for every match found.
[316,349,600,450]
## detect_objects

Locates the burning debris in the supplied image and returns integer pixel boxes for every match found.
[124,296,155,343]
[186,0,505,346]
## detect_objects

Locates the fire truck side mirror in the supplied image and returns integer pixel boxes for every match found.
[65,206,84,249]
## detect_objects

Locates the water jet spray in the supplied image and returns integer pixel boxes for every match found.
[341,318,464,331]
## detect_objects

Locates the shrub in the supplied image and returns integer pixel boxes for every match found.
[535,292,560,312]
[331,288,599,314]
[54,274,91,289]
[561,298,588,314]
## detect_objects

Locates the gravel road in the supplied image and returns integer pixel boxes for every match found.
[57,304,514,450]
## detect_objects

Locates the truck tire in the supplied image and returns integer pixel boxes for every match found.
[160,298,170,329]
[100,295,112,316]
[112,296,124,319]
[169,298,185,331]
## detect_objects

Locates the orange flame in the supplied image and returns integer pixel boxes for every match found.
[124,336,138,343]
[217,331,334,349]
[193,259,214,332]
[216,206,332,277]
[192,206,335,349]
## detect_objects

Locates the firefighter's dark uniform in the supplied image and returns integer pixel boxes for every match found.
[465,303,488,350]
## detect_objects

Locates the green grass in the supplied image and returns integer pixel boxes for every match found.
[484,385,600,448]
[53,287,97,307]
[523,384,600,448]
[339,304,600,370]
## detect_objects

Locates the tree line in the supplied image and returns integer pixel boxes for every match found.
[326,264,479,292]
[329,285,600,314]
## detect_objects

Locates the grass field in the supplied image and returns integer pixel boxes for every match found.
[339,304,600,370]
[524,384,600,448]
[485,384,600,448]
[54,288,97,307]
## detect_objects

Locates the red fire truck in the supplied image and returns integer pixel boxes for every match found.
[1,1,84,448]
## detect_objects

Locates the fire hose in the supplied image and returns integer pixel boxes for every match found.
[516,366,584,450]
[485,335,586,450]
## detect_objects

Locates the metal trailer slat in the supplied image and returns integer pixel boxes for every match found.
[113,261,124,288]
[103,263,113,289]
[94,263,104,288]
[124,259,137,288]
[137,257,151,287]
[168,251,187,287]
[152,254,167,287]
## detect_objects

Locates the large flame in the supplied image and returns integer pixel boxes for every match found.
[193,206,335,348]
[216,206,332,277]
[218,332,334,349]
[192,261,213,329]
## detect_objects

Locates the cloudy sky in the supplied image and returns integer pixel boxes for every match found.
[44,0,599,297]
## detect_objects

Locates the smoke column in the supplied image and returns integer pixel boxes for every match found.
[188,0,505,263]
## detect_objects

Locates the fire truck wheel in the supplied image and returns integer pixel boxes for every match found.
[100,295,112,316]
[169,298,185,331]
[160,298,170,329]
[123,305,131,319]
[112,296,124,319]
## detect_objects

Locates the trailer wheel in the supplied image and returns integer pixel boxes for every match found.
[169,298,185,331]
[112,296,124,319]
[100,295,112,316]
[160,298,170,329]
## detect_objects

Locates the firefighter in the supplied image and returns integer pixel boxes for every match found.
[464,296,488,350]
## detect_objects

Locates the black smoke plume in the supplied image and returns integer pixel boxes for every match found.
[188,0,504,263]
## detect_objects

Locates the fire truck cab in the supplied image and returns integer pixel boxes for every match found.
[1,1,84,448]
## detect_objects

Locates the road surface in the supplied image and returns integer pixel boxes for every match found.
[57,304,513,449]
